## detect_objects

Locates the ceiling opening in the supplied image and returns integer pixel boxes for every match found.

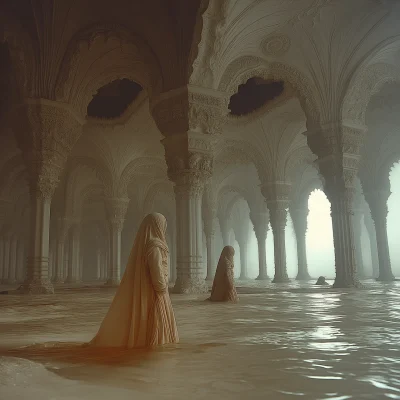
[228,77,284,116]
[87,78,143,119]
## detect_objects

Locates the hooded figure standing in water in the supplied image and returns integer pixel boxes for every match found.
[90,213,179,348]
[209,246,238,303]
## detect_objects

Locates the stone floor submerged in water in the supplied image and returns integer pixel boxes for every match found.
[0,279,400,399]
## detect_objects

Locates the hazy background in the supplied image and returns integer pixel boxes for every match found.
[231,162,400,280]
[110,163,400,281]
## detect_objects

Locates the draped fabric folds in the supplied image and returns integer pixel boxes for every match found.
[209,246,238,303]
[90,213,179,348]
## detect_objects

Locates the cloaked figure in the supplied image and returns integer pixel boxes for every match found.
[90,213,179,348]
[209,246,238,302]
[315,276,329,285]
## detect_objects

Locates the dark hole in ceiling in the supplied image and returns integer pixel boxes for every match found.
[228,78,284,116]
[87,78,143,119]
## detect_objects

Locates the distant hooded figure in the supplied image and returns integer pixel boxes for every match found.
[90,213,179,348]
[315,276,328,285]
[209,246,238,302]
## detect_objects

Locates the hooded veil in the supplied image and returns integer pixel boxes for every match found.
[90,212,179,348]
[209,246,238,302]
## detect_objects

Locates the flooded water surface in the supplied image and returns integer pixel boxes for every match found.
[0,280,400,399]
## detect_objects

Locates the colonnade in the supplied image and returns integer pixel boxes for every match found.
[0,235,26,284]
[0,182,396,290]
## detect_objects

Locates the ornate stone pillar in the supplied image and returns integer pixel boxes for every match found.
[364,190,395,281]
[11,101,82,293]
[364,211,379,278]
[290,206,312,281]
[53,218,70,283]
[161,134,214,294]
[105,198,129,286]
[250,211,269,280]
[262,183,291,283]
[306,122,366,288]
[353,207,366,278]
[66,224,81,283]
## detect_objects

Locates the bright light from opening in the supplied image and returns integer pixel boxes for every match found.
[388,162,400,277]
[306,189,335,278]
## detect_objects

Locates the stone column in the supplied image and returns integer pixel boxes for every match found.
[364,190,395,281]
[22,183,55,293]
[2,236,11,284]
[290,206,312,281]
[0,238,4,282]
[306,122,366,288]
[219,217,230,247]
[151,86,225,293]
[16,240,25,283]
[262,183,291,283]
[79,254,84,282]
[353,207,366,278]
[53,218,70,283]
[8,236,17,284]
[237,240,248,280]
[105,198,129,286]
[96,250,101,280]
[64,238,69,281]
[204,214,217,281]
[364,211,379,278]
[101,250,108,280]
[66,224,81,283]
[11,101,82,294]
[161,136,213,294]
[250,211,269,280]
[48,246,53,282]
[169,232,177,283]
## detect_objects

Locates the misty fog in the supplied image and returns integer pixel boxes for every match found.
[223,162,400,280]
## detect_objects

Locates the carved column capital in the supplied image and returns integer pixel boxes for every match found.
[290,207,309,237]
[249,211,269,241]
[151,86,227,136]
[105,198,129,232]
[11,100,83,199]
[261,182,290,232]
[162,133,215,197]
[306,122,366,203]
[28,163,61,200]
[364,190,390,222]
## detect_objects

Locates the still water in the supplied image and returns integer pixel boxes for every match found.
[0,280,399,399]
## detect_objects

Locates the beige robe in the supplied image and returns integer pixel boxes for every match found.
[209,246,238,303]
[90,213,179,348]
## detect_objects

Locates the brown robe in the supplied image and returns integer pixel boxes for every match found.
[209,246,238,303]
